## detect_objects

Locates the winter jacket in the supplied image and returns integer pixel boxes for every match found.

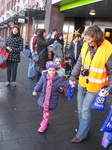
[52,40,64,61]
[5,35,23,62]
[36,37,55,69]
[68,41,81,59]
[30,34,38,53]
[33,72,69,109]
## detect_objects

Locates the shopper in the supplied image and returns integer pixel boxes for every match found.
[5,25,23,87]
[46,28,57,60]
[52,32,64,61]
[69,25,112,143]
[36,29,56,81]
[68,36,81,68]
[33,61,75,132]
[28,28,40,79]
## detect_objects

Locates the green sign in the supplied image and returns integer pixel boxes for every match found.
[60,0,103,11]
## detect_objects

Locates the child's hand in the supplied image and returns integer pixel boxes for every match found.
[32,92,37,96]
[69,80,76,85]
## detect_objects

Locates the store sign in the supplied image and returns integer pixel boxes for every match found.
[8,22,14,26]
[4,24,8,27]
[60,0,103,11]
[18,18,25,23]
[19,11,25,17]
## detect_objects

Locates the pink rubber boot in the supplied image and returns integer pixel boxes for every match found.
[38,111,50,132]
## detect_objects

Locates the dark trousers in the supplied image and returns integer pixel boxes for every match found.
[35,66,44,82]
[71,58,78,68]
[7,61,18,82]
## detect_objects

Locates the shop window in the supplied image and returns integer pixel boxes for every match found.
[105,28,112,44]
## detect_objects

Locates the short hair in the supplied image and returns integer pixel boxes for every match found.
[51,28,57,33]
[84,25,104,46]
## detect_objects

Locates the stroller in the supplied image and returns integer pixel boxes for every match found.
[64,57,72,78]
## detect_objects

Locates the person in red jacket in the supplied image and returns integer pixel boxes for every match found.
[28,29,40,79]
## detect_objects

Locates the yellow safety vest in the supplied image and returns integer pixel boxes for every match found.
[79,39,112,93]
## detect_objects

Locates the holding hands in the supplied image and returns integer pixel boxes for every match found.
[32,92,37,96]
[69,80,76,86]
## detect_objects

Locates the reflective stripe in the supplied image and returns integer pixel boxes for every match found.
[82,65,89,69]
[82,65,106,73]
[90,67,106,73]
[88,77,108,84]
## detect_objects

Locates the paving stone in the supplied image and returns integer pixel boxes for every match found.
[0,140,20,150]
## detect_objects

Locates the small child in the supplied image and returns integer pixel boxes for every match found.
[32,61,75,133]
[54,57,65,77]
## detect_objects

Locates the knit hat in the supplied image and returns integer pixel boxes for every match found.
[56,32,63,38]
[46,61,60,69]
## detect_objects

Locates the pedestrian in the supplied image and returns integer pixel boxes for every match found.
[46,28,57,60]
[28,28,40,79]
[69,25,112,143]
[36,29,56,81]
[68,35,81,68]
[52,32,64,61]
[32,61,75,132]
[5,25,23,87]
[78,35,83,47]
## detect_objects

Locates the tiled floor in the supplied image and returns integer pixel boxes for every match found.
[0,53,111,150]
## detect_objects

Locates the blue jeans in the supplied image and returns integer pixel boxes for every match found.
[7,61,18,82]
[76,85,97,139]
[28,59,36,78]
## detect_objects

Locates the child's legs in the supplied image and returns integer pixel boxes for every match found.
[43,111,50,122]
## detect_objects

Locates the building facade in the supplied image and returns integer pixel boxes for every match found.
[0,0,112,47]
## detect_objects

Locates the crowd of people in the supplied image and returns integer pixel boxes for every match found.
[2,24,112,149]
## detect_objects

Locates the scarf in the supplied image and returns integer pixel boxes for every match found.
[43,73,55,111]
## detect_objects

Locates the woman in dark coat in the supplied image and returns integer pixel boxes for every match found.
[5,25,23,87]
[36,29,56,81]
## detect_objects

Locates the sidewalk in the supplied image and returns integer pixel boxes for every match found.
[0,52,111,150]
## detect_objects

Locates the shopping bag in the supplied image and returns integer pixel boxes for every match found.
[24,49,32,58]
[102,132,112,148]
[32,52,39,62]
[0,47,9,67]
[65,84,76,100]
[100,105,112,132]
[0,61,7,69]
[91,89,106,112]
